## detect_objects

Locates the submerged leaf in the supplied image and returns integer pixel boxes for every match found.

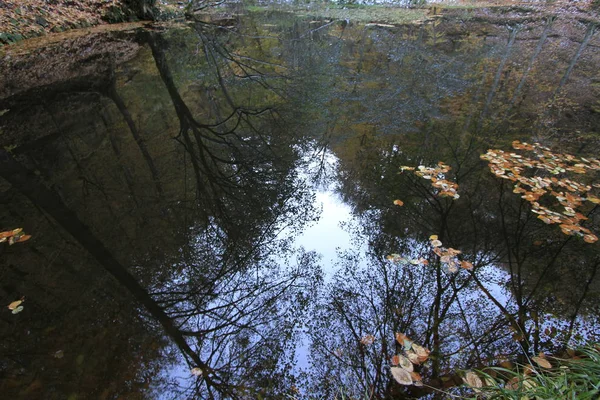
[11,305,24,314]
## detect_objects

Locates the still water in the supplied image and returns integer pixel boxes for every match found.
[1,5,599,399]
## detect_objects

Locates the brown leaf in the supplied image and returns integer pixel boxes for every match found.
[463,371,482,388]
[532,356,551,369]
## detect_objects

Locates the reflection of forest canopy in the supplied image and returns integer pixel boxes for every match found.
[305,10,599,398]
[0,6,599,399]
[0,21,321,399]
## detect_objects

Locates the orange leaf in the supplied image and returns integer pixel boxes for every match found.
[583,234,598,244]
[393,200,404,206]
[15,235,31,243]
[460,261,473,270]
[410,371,422,382]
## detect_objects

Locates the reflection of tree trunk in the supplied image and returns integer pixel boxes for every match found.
[565,261,598,344]
[98,112,140,206]
[105,78,164,198]
[553,23,596,97]
[0,149,215,383]
[477,25,519,131]
[505,17,555,115]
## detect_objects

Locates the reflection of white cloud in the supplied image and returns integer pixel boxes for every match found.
[294,191,354,278]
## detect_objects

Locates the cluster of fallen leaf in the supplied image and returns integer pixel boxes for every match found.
[7,297,25,314]
[399,162,460,199]
[386,235,472,274]
[463,352,554,391]
[390,333,430,386]
[0,0,120,41]
[0,228,31,245]
[481,141,599,244]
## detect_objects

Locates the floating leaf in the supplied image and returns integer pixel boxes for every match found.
[393,199,404,206]
[191,367,203,376]
[15,235,31,243]
[391,367,413,385]
[391,355,400,366]
[532,356,551,369]
[395,332,409,344]
[407,351,421,365]
[8,300,23,310]
[360,335,375,345]
[11,305,24,314]
[397,355,413,372]
[412,344,430,361]
[583,234,598,244]
[431,239,442,247]
[463,371,483,388]
[54,350,64,359]
[460,261,473,270]
[429,234,438,240]
[410,371,422,382]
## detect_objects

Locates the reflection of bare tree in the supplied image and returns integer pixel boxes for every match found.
[307,127,600,397]
[0,24,321,399]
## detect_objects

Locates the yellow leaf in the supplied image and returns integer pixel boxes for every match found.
[429,235,438,240]
[7,300,23,310]
[532,356,551,369]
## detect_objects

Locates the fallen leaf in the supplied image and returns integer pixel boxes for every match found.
[11,305,24,314]
[460,260,473,270]
[391,367,413,385]
[360,335,375,345]
[410,371,422,381]
[8,300,23,310]
[463,371,483,388]
[532,356,551,369]
[393,199,404,206]
[407,351,421,365]
[397,355,413,372]
[191,367,203,376]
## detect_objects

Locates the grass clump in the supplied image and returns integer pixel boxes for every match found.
[471,345,600,400]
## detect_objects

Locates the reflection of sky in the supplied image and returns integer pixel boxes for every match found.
[295,190,355,279]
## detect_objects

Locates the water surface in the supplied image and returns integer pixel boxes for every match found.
[1,6,599,399]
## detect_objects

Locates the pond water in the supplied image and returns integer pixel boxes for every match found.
[1,5,599,399]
